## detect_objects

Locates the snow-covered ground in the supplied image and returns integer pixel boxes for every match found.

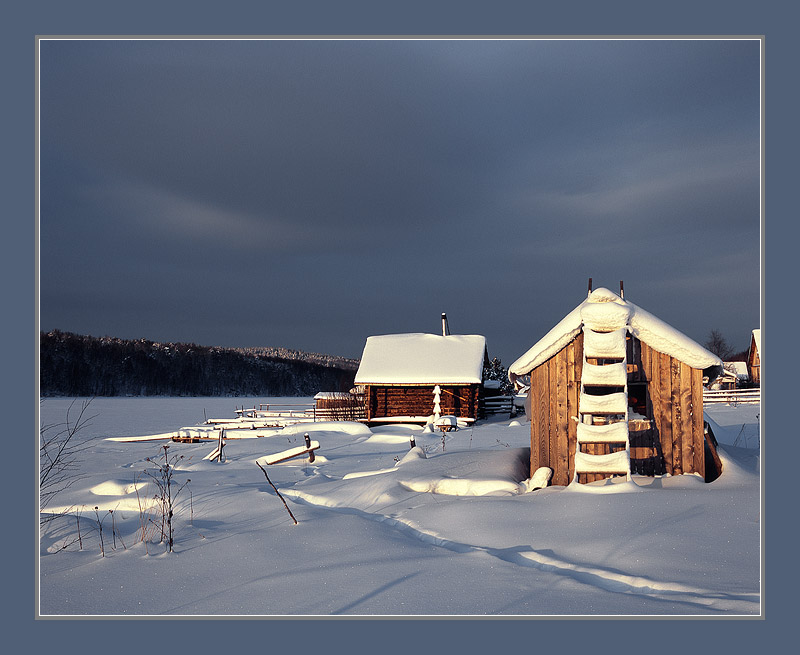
[38,397,761,616]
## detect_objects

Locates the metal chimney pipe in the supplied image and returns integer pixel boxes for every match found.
[587,277,593,296]
[441,313,450,336]
[619,280,625,300]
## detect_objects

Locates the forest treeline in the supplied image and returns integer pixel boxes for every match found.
[40,330,359,397]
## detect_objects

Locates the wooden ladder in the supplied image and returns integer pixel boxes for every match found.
[573,327,631,483]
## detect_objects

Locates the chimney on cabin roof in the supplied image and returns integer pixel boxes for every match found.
[441,313,450,336]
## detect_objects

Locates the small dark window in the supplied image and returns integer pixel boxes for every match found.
[628,382,647,416]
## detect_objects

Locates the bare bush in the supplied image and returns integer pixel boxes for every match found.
[40,398,96,523]
[142,444,191,552]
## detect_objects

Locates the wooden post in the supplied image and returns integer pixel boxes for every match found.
[304,433,315,463]
[256,461,298,525]
[217,427,225,462]
[410,437,416,449]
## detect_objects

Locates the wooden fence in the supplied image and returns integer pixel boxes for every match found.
[702,388,760,405]
[484,395,515,417]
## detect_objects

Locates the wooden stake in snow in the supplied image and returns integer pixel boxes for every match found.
[304,433,315,463]
[255,461,298,525]
[202,427,226,462]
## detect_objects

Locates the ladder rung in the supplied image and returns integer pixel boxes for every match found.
[581,361,628,386]
[577,421,629,443]
[579,391,628,415]
[581,302,632,332]
[582,328,627,359]
[574,449,630,474]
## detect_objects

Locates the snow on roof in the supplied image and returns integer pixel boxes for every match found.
[509,288,721,377]
[354,333,487,385]
[722,361,749,379]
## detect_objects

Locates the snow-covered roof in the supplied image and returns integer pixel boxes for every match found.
[354,333,487,385]
[722,361,749,379]
[509,287,722,378]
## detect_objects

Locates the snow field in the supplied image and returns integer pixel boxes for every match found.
[39,397,760,616]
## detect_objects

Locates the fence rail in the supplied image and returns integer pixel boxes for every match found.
[484,395,515,416]
[703,388,760,405]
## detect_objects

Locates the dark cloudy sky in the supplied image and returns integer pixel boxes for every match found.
[38,38,760,363]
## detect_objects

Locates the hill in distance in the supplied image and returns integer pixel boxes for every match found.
[40,330,359,397]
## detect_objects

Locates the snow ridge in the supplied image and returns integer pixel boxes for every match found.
[283,489,759,613]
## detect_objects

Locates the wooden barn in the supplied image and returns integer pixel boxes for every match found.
[354,331,488,424]
[508,285,723,486]
[747,329,761,385]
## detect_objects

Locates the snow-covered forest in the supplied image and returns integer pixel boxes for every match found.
[40,331,358,397]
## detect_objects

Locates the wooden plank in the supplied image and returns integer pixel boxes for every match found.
[567,337,579,484]
[258,441,321,465]
[542,357,553,479]
[548,351,557,483]
[692,367,705,477]
[643,343,664,475]
[671,357,683,475]
[628,423,644,474]
[538,362,551,473]
[641,341,652,416]
[529,366,539,475]
[575,333,585,483]
[660,352,673,475]
[679,362,694,475]
[642,343,659,474]
[639,427,656,476]
[555,344,569,486]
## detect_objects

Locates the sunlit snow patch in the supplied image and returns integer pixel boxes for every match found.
[90,480,149,496]
[398,477,522,496]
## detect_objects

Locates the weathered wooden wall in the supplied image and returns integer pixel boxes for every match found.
[365,384,481,421]
[529,332,583,486]
[748,333,760,384]
[637,339,705,478]
[529,333,707,484]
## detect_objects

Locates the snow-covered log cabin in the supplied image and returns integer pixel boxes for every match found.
[509,286,723,486]
[354,332,489,424]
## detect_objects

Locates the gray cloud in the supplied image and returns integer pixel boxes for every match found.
[39,38,761,362]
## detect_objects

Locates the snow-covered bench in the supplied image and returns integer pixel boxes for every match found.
[434,415,459,433]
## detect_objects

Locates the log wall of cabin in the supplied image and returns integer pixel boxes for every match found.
[365,384,481,420]
[529,333,707,484]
